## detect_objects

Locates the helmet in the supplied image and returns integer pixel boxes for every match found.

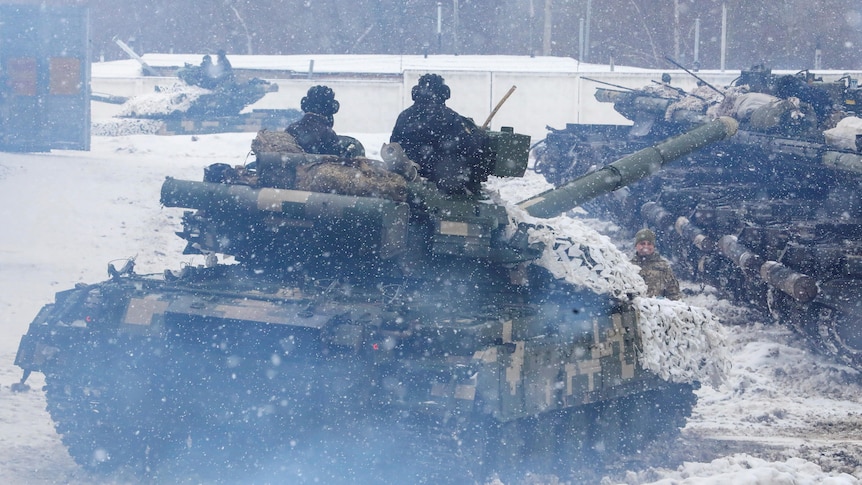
[635,228,656,244]
[301,85,340,116]
[411,73,450,103]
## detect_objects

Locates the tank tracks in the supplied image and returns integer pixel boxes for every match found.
[43,335,696,483]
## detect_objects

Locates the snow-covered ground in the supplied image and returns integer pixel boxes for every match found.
[1,131,861,484]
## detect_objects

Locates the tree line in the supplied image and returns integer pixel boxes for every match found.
[73,0,860,71]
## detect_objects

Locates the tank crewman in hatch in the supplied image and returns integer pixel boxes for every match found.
[200,54,214,73]
[286,85,346,156]
[181,54,216,89]
[631,228,682,300]
[390,73,493,196]
[214,49,234,85]
[188,51,233,89]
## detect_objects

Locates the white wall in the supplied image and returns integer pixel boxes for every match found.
[92,69,859,143]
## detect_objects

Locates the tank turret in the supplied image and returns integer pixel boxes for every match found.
[13,121,731,484]
[160,117,737,272]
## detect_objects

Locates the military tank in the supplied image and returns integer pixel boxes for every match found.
[14,119,734,483]
[104,69,298,136]
[535,66,862,371]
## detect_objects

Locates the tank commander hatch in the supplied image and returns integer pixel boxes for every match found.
[390,73,493,196]
[631,228,682,300]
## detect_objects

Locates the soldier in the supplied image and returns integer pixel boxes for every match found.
[631,228,682,300]
[390,73,493,196]
[196,55,217,89]
[200,54,213,71]
[215,49,234,84]
[286,85,345,156]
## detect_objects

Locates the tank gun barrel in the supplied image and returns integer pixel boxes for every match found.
[160,177,409,259]
[643,202,818,303]
[112,35,159,76]
[518,117,738,218]
[594,88,674,116]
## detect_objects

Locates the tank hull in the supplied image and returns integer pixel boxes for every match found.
[16,262,696,482]
[12,124,732,482]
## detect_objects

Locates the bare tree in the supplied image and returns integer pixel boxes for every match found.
[226,2,253,55]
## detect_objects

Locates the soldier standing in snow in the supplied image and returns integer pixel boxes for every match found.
[631,228,682,300]
[390,73,493,196]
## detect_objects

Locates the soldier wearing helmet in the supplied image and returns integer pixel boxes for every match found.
[631,228,682,300]
[286,85,345,156]
[214,49,234,85]
[390,73,493,196]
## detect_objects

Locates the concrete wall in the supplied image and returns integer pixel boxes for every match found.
[91,69,859,142]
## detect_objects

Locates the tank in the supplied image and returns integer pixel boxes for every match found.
[106,68,299,136]
[535,66,862,371]
[13,120,735,483]
[116,77,280,121]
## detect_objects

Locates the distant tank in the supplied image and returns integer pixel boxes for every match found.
[13,120,733,483]
[116,77,279,120]
[535,65,862,370]
[103,64,298,136]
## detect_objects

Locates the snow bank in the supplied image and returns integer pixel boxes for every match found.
[625,453,859,485]
[91,118,164,136]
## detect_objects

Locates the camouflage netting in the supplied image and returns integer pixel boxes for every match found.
[117,83,209,118]
[508,205,648,299]
[666,84,727,121]
[251,130,408,202]
[667,84,820,136]
[488,174,729,387]
[488,174,644,299]
[296,159,407,202]
[251,129,302,154]
[634,297,729,387]
[91,118,164,136]
[824,116,862,150]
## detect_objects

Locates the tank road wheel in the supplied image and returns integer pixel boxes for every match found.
[457,416,497,483]
[455,410,562,483]
[155,342,305,478]
[368,412,499,485]
[560,383,697,480]
[43,341,174,474]
[439,383,697,483]
[771,288,862,368]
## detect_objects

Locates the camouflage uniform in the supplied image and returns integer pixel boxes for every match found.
[631,252,682,300]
